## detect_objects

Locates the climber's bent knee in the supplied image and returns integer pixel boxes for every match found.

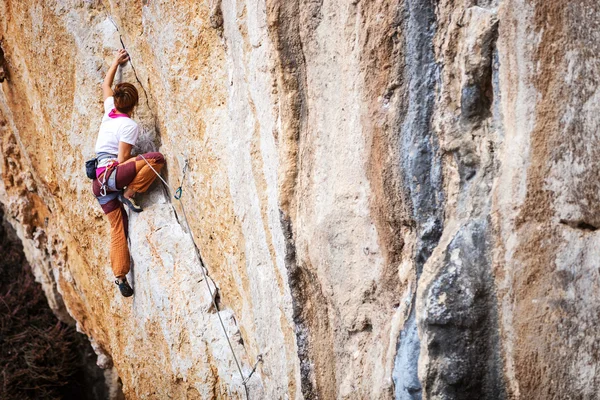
[136,151,165,164]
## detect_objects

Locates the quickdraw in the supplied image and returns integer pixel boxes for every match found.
[174,159,188,200]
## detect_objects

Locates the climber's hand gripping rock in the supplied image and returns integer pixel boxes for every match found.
[114,48,129,65]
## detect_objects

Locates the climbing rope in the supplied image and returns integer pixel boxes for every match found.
[105,15,262,397]
[137,154,262,397]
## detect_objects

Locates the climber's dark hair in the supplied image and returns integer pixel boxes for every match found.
[113,82,138,114]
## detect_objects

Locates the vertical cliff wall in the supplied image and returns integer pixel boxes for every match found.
[1,0,599,399]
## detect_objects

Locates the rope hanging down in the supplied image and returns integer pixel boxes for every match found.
[138,155,262,396]
[105,14,262,396]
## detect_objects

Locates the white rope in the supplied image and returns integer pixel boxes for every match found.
[138,154,170,188]
[137,154,260,397]
[104,14,261,395]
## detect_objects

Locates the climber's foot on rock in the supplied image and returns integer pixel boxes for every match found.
[119,192,143,212]
[115,277,134,297]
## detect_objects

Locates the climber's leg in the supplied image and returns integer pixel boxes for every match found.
[114,152,165,194]
[91,177,131,279]
[113,156,139,191]
[105,202,134,296]
[105,202,131,278]
[124,152,165,194]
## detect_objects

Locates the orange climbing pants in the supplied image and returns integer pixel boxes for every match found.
[92,152,165,278]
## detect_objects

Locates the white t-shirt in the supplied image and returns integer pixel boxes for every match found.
[94,96,139,155]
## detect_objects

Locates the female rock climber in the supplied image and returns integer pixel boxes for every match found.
[91,49,165,297]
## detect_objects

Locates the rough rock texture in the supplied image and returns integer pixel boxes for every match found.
[0,0,599,399]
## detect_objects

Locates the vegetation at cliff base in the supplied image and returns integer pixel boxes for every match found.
[0,212,103,400]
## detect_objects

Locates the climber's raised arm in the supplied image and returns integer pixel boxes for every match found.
[102,49,129,100]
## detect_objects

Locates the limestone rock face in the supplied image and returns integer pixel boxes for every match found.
[1,0,599,399]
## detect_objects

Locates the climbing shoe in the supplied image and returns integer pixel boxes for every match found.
[115,277,134,297]
[118,193,143,213]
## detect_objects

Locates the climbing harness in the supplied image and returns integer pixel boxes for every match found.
[138,154,262,397]
[98,160,119,197]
